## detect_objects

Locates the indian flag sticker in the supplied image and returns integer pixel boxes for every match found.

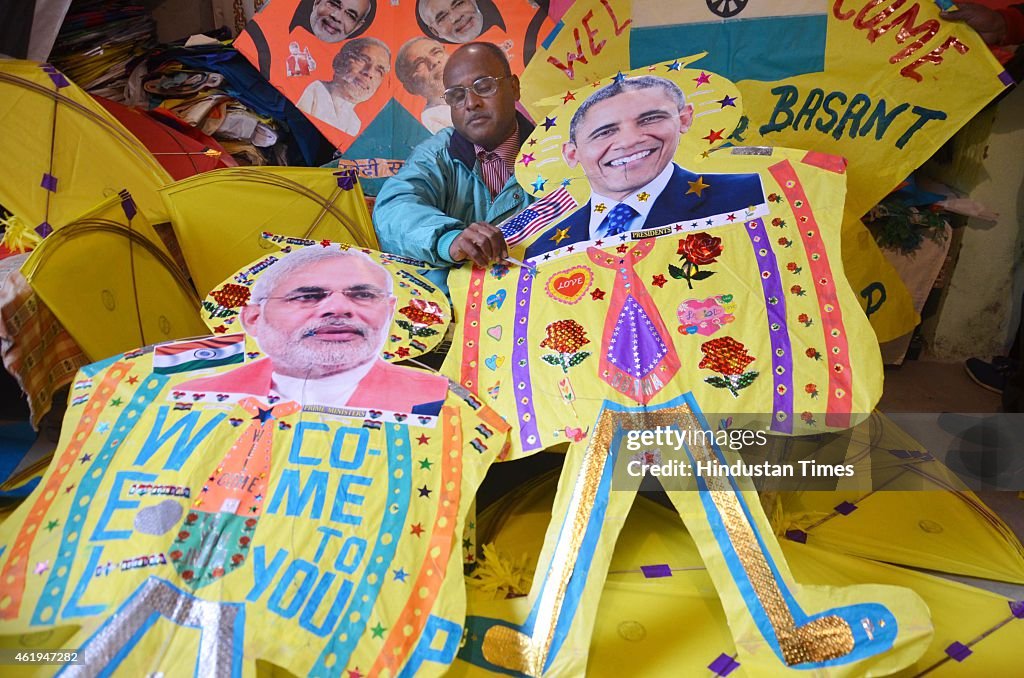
[153,335,245,374]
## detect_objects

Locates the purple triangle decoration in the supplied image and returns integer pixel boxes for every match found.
[119,191,137,220]
[606,295,669,379]
[640,564,672,579]
[784,529,807,544]
[944,641,971,662]
[1010,599,1024,619]
[708,653,740,677]
[834,501,858,516]
[40,173,58,192]
[35,222,53,238]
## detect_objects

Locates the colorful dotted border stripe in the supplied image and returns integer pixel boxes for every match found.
[744,217,794,433]
[32,370,166,625]
[312,423,412,676]
[370,406,463,675]
[768,160,853,429]
[0,362,131,620]
[511,268,541,451]
[460,267,487,390]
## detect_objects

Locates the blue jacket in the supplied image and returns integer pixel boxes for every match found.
[525,164,765,259]
[373,115,536,294]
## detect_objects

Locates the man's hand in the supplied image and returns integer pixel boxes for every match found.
[941,3,1007,46]
[449,222,509,267]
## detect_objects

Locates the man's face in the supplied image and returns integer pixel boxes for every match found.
[563,88,693,202]
[407,39,448,98]
[242,257,396,378]
[334,43,390,103]
[420,0,484,43]
[443,46,519,149]
[310,0,370,43]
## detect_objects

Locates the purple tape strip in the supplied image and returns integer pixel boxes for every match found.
[944,641,971,662]
[47,71,70,88]
[335,169,357,190]
[511,267,540,452]
[744,217,793,433]
[834,501,857,516]
[40,173,58,192]
[35,222,53,238]
[119,191,137,220]
[640,564,672,578]
[708,653,740,676]
[784,529,807,544]
[999,70,1015,87]
[1010,600,1024,619]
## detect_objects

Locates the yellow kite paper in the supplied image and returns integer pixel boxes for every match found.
[0,242,508,677]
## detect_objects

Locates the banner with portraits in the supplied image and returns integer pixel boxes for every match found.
[235,0,554,162]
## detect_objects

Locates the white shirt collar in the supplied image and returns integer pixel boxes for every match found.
[587,162,676,240]
[270,358,376,407]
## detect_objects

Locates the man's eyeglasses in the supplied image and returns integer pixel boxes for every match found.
[264,286,389,307]
[442,75,510,108]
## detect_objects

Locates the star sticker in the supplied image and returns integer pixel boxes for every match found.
[666,60,681,71]
[214,325,228,334]
[418,485,432,498]
[519,152,535,166]
[717,94,737,108]
[409,523,425,537]
[726,213,737,221]
[347,670,363,678]
[395,346,410,358]
[701,150,711,158]
[527,138,537,146]
[463,538,473,549]
[560,177,573,187]
[371,623,386,639]
[594,203,607,213]
[562,90,576,103]
[393,567,409,582]
[416,434,430,445]
[96,422,110,434]
[45,519,59,531]
[551,228,570,244]
[594,239,604,246]
[110,397,123,407]
[127,375,139,385]
[590,80,602,88]
[686,176,710,197]
[541,116,557,130]
[615,244,629,253]
[694,71,712,87]
[566,245,575,252]
[613,71,626,83]
[706,219,714,226]
[651,274,667,288]
[79,453,93,464]
[253,407,275,423]
[703,128,724,144]
[35,561,49,575]
[531,176,547,193]
[636,191,650,202]
[419,457,433,469]
[320,239,332,248]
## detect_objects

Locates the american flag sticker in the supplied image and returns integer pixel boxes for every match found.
[501,187,578,247]
[153,335,245,375]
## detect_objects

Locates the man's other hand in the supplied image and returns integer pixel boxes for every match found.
[449,222,509,267]
[941,3,1008,46]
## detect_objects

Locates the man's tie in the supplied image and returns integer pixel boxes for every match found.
[600,202,638,237]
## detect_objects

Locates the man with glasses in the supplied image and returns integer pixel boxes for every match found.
[373,42,534,295]
[179,247,448,412]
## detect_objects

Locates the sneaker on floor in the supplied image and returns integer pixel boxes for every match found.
[964,356,1015,394]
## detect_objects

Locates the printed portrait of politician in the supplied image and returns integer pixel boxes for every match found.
[396,37,453,134]
[179,247,448,414]
[525,75,766,259]
[416,0,505,44]
[297,36,391,135]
